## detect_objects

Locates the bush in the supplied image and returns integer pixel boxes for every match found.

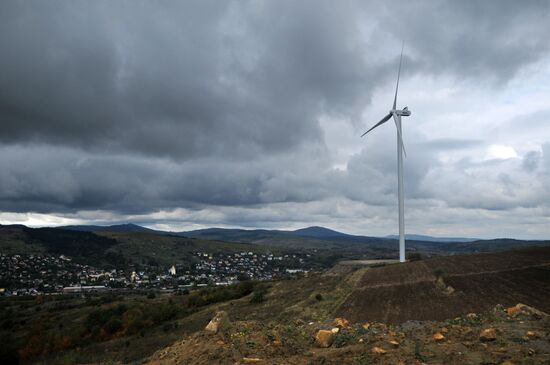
[250,285,269,304]
[250,290,265,303]
[104,318,123,334]
[124,308,145,334]
[187,292,206,308]
[86,309,110,330]
[149,303,178,323]
[408,252,423,261]
[187,282,258,308]
[315,293,323,301]
[333,333,356,348]
[0,341,19,365]
[2,319,15,330]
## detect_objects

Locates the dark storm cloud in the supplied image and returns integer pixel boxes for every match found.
[0,143,334,213]
[380,0,550,82]
[3,1,549,159]
[0,1,378,160]
[0,0,550,220]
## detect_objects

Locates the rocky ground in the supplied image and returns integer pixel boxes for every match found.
[145,303,550,365]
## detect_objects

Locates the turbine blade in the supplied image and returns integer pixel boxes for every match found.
[361,113,392,137]
[392,114,407,158]
[393,42,404,110]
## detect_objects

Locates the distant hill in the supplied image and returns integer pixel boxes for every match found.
[0,224,264,268]
[180,226,385,249]
[442,238,550,252]
[3,224,549,267]
[61,223,164,234]
[385,234,478,242]
[292,226,350,238]
[180,227,288,241]
[0,224,120,266]
[58,223,484,244]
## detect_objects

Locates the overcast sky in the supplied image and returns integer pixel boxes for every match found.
[1,0,549,239]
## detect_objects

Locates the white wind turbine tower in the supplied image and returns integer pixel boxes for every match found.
[361,45,410,263]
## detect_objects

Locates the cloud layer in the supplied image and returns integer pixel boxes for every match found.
[1,1,549,238]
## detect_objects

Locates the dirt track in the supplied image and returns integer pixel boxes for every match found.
[337,246,550,324]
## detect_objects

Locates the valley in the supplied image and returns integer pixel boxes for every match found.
[1,230,550,364]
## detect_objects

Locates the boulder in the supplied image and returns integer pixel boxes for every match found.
[315,330,335,348]
[479,328,497,342]
[432,332,446,342]
[242,358,262,363]
[205,311,230,334]
[444,285,455,294]
[506,305,521,316]
[511,303,548,319]
[493,304,505,313]
[388,340,400,348]
[334,317,349,328]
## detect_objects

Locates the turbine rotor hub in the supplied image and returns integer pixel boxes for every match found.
[393,108,411,117]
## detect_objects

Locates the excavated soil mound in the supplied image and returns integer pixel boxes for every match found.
[337,246,550,324]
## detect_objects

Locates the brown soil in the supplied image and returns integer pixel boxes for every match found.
[145,304,550,365]
[337,246,550,324]
[142,247,550,365]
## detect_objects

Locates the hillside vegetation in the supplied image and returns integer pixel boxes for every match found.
[2,246,550,364]
[0,225,267,269]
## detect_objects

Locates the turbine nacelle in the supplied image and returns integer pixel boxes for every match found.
[393,107,411,117]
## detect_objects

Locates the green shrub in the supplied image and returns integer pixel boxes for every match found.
[187,292,207,307]
[408,252,423,261]
[333,333,356,348]
[250,285,269,304]
[250,290,265,303]
[104,318,122,334]
[187,282,258,308]
[0,339,19,365]
[149,303,178,323]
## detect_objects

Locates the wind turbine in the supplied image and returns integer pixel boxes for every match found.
[361,45,410,263]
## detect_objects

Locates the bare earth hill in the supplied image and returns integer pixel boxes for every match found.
[337,246,550,324]
[143,247,550,365]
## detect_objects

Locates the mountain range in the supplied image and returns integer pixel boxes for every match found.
[2,223,549,270]
[63,223,478,243]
